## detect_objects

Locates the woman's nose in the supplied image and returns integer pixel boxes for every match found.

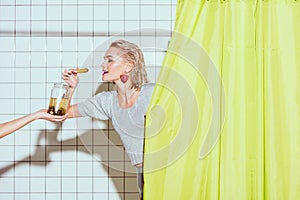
[101,61,106,69]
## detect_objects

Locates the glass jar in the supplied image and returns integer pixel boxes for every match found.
[47,83,70,116]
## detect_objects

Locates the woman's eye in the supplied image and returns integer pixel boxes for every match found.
[108,59,113,62]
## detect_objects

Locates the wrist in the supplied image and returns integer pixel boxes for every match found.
[33,109,47,120]
[69,87,76,97]
[32,111,41,120]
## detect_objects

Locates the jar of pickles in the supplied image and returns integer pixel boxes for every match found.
[47,83,70,116]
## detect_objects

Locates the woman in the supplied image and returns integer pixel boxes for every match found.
[62,40,154,199]
[0,110,65,139]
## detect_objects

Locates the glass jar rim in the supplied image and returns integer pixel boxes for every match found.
[53,82,70,87]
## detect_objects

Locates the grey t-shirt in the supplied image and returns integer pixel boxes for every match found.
[77,83,155,165]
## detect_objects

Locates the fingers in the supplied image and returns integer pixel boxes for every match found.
[62,68,77,80]
[47,113,68,122]
[49,117,66,122]
[62,68,79,88]
[36,109,68,122]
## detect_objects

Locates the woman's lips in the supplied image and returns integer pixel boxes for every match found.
[102,71,108,75]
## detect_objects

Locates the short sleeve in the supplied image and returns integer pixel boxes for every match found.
[77,91,113,120]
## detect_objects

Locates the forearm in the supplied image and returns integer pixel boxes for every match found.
[66,87,75,112]
[0,105,81,139]
[62,68,79,118]
[66,104,81,119]
[69,88,76,100]
[0,112,38,139]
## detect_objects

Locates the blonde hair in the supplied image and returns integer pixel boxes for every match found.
[110,40,148,90]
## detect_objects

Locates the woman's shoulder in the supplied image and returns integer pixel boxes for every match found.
[95,88,117,95]
[94,90,116,101]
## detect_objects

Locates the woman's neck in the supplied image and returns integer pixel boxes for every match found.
[116,83,139,108]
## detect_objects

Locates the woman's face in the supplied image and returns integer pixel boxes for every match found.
[101,47,128,82]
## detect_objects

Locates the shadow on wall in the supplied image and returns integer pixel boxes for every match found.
[0,128,129,196]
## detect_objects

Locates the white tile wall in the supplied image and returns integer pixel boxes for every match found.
[0,1,176,199]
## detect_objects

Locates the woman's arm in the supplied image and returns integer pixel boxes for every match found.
[0,109,67,139]
[62,68,78,99]
[62,68,80,113]
[0,105,83,139]
[65,104,81,119]
[61,68,83,119]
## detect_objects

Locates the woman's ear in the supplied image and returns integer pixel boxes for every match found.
[125,62,134,73]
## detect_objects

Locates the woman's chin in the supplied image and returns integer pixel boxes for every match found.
[101,78,114,83]
[101,76,108,81]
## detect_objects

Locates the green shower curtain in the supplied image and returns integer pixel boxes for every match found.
[144,0,300,199]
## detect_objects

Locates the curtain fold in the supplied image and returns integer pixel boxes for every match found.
[144,0,300,199]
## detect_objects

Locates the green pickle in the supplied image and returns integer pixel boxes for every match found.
[47,98,68,116]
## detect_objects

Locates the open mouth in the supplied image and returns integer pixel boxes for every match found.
[102,70,108,75]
